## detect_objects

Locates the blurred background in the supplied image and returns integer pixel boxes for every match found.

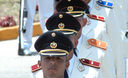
[0,0,40,78]
[0,0,39,28]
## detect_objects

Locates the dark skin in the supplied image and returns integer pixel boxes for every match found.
[66,17,87,60]
[39,56,69,78]
[82,0,91,4]
[38,35,76,71]
[76,17,87,40]
[66,35,76,60]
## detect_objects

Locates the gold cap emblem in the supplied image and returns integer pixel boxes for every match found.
[51,33,56,37]
[59,14,63,18]
[58,23,65,29]
[67,6,73,12]
[50,42,57,48]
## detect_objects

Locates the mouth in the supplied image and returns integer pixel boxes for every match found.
[48,67,57,71]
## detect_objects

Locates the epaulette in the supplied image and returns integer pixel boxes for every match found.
[96,0,114,8]
[87,14,105,22]
[88,38,107,50]
[79,58,100,69]
[31,64,41,72]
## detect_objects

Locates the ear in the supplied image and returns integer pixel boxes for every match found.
[66,61,70,69]
[53,10,57,14]
[83,18,87,27]
[67,50,73,60]
[38,60,41,67]
[74,39,78,48]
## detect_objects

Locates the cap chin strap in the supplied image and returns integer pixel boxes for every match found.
[40,53,67,57]
[66,11,86,17]
[66,11,85,14]
[39,49,69,55]
[72,14,84,17]
[54,29,78,33]
[63,32,75,35]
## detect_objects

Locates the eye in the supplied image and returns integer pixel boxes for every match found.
[56,57,62,60]
[42,56,51,61]
[56,57,65,63]
[46,57,51,60]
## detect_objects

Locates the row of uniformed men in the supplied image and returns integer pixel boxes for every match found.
[31,0,128,78]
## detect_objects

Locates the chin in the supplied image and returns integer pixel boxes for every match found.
[48,69,57,73]
[48,70,58,76]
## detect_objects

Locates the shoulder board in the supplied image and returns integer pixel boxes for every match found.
[88,38,107,50]
[31,64,42,72]
[96,0,114,8]
[79,58,100,69]
[87,14,105,22]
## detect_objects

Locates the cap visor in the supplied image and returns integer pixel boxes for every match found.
[40,52,67,57]
[63,31,75,35]
[68,13,84,17]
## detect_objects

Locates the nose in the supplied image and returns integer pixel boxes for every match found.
[49,59,57,65]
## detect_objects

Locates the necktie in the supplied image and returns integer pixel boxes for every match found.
[64,70,69,78]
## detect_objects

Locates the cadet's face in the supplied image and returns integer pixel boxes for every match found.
[77,17,87,29]
[82,0,91,4]
[41,56,67,78]
[76,17,87,39]
[67,35,77,60]
[68,35,76,47]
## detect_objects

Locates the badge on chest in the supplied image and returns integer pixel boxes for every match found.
[77,62,85,72]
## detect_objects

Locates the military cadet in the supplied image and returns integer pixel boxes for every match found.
[34,31,73,78]
[56,0,116,78]
[31,12,81,78]
[45,12,81,60]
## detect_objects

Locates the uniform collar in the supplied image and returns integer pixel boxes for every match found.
[88,0,94,12]
[76,34,83,55]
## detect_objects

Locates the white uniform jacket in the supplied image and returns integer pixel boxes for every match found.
[71,0,116,78]
[70,34,115,78]
[106,0,128,78]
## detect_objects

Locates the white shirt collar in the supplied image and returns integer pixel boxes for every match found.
[76,34,83,55]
